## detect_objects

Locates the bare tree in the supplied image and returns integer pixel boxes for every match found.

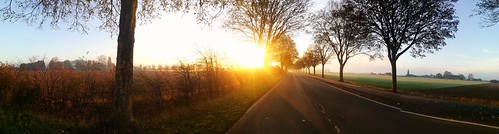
[468,73,475,81]
[97,55,108,65]
[474,0,499,27]
[311,0,377,81]
[173,59,197,101]
[0,0,226,128]
[197,47,226,97]
[348,0,459,92]
[311,42,333,78]
[225,0,311,65]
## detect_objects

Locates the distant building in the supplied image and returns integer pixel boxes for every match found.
[405,69,416,77]
[19,60,46,70]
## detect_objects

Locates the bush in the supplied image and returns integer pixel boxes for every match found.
[491,79,498,83]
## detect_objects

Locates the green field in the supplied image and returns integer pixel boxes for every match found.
[320,72,487,90]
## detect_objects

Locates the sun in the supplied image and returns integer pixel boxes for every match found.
[230,44,265,68]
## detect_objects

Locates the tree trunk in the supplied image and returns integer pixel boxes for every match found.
[339,64,345,82]
[313,66,316,76]
[321,63,325,78]
[390,59,398,92]
[112,0,137,130]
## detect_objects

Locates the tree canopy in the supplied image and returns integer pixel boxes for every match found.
[310,42,333,78]
[474,0,499,27]
[269,35,298,72]
[224,0,311,64]
[347,0,459,92]
[310,0,377,81]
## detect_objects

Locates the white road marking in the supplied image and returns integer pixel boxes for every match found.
[310,76,499,130]
[318,103,341,134]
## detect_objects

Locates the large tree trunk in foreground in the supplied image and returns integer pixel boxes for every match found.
[389,59,398,92]
[112,0,138,129]
[339,64,345,82]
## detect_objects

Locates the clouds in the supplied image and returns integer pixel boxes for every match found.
[481,48,490,53]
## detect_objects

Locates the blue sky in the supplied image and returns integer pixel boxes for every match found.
[0,0,498,80]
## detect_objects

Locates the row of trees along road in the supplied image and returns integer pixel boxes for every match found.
[297,0,459,93]
[3,0,497,130]
[0,0,311,131]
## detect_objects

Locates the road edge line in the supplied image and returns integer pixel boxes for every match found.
[312,77,499,130]
[317,103,341,134]
[400,110,499,130]
[226,75,287,133]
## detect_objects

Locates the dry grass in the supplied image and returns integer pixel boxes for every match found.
[0,62,284,133]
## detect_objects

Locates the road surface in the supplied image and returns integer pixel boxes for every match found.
[228,73,498,134]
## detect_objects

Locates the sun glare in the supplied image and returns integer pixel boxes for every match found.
[231,44,265,68]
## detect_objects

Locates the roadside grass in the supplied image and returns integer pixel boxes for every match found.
[137,68,283,133]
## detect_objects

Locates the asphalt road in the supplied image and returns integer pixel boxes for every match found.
[228,73,498,134]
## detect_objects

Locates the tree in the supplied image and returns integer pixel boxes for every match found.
[269,35,299,72]
[48,57,63,70]
[173,59,197,100]
[348,0,459,92]
[468,73,475,81]
[311,42,333,78]
[1,0,226,130]
[293,58,306,72]
[224,0,311,65]
[474,0,499,27]
[97,55,108,65]
[304,48,320,76]
[310,0,376,80]
[443,71,453,79]
[457,74,466,80]
[197,47,226,97]
[63,60,73,70]
[436,73,443,78]
[73,59,87,70]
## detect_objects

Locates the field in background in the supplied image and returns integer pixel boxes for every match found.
[320,72,486,90]
[316,72,499,105]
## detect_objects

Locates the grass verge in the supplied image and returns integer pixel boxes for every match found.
[137,69,283,133]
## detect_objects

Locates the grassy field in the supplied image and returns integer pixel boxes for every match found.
[317,72,499,105]
[319,72,487,90]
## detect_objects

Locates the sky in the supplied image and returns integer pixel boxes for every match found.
[0,0,498,80]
